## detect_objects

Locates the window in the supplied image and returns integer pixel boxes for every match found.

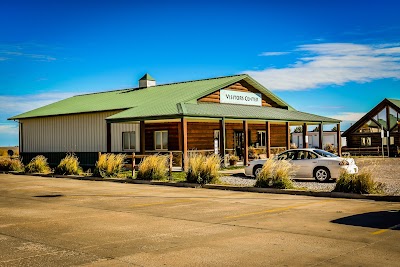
[257,131,266,147]
[296,150,318,160]
[122,131,136,150]
[277,151,297,160]
[155,131,168,150]
[361,137,372,147]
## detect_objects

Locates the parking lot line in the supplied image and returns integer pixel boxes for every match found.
[224,199,334,219]
[371,223,400,235]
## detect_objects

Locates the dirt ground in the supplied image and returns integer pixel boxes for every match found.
[355,157,400,195]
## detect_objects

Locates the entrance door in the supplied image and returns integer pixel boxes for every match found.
[234,131,244,159]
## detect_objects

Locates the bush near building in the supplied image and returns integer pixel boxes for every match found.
[0,157,24,172]
[93,153,125,178]
[25,155,51,174]
[186,153,220,184]
[137,154,168,180]
[255,158,295,189]
[54,154,83,175]
[334,170,384,194]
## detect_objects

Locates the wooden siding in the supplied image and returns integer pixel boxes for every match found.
[198,81,281,107]
[144,122,180,151]
[20,111,140,153]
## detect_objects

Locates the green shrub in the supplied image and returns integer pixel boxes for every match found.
[324,143,337,154]
[334,170,384,194]
[255,158,295,189]
[0,157,24,172]
[25,155,51,173]
[54,154,82,175]
[186,153,220,184]
[137,154,168,180]
[93,153,125,178]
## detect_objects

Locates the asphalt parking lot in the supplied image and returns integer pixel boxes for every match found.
[0,174,399,266]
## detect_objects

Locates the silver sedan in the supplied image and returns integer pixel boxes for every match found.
[244,149,358,182]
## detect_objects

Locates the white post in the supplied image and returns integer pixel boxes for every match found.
[381,129,384,158]
[387,131,390,157]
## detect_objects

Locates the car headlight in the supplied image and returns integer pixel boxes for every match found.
[339,160,349,166]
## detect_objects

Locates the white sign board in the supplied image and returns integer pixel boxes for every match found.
[220,90,262,106]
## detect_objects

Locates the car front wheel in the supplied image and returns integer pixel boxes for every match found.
[314,167,330,182]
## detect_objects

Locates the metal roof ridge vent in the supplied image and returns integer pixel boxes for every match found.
[139,73,156,88]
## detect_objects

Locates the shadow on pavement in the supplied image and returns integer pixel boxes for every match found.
[331,210,400,229]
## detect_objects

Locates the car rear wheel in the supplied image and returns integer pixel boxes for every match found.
[253,165,263,177]
[314,167,330,182]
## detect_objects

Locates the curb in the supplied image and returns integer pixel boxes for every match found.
[1,172,399,202]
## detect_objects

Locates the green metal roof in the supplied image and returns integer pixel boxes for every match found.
[107,102,340,123]
[387,98,400,109]
[139,73,155,81]
[9,74,294,120]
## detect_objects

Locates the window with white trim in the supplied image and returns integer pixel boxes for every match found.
[122,131,136,150]
[155,130,168,150]
[257,131,266,147]
[361,137,372,147]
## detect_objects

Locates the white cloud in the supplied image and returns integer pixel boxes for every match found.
[0,92,80,115]
[259,51,290,56]
[0,57,8,61]
[330,112,365,122]
[0,124,18,135]
[244,43,400,90]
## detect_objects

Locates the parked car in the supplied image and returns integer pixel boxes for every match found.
[244,149,358,182]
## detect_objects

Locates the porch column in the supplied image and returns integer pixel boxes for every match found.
[265,121,271,158]
[181,117,188,171]
[140,121,145,154]
[219,118,226,165]
[302,123,308,148]
[243,120,249,166]
[319,123,323,149]
[106,122,111,153]
[286,122,290,150]
[336,123,342,156]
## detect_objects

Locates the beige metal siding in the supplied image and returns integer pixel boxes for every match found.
[20,111,140,153]
[111,123,140,152]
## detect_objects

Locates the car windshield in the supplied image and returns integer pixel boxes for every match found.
[313,149,338,158]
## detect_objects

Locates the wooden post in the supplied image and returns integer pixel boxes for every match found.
[106,122,111,153]
[302,123,308,148]
[336,123,342,156]
[243,120,249,166]
[132,153,135,178]
[98,151,101,160]
[140,121,145,154]
[181,117,188,171]
[319,123,323,149]
[169,151,173,177]
[265,121,271,158]
[219,118,226,165]
[286,122,291,150]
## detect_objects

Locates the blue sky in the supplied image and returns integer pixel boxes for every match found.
[1,0,399,146]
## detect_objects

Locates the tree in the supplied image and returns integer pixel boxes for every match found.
[312,126,319,132]
[331,126,337,132]
[293,126,302,133]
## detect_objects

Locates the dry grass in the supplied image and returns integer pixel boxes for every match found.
[137,154,168,180]
[54,154,83,175]
[0,157,24,172]
[334,169,384,194]
[186,153,220,184]
[255,158,295,189]
[0,147,19,157]
[25,155,51,174]
[93,153,125,178]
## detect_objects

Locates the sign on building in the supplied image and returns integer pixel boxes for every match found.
[220,90,262,106]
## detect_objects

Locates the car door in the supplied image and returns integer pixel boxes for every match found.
[295,150,319,177]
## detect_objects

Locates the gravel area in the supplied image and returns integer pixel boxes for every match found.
[220,157,400,195]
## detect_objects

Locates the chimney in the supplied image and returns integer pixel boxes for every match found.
[139,73,156,88]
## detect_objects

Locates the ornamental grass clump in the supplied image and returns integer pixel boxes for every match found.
[0,157,24,172]
[54,154,82,175]
[25,155,51,174]
[137,154,168,180]
[93,153,125,178]
[186,153,220,184]
[255,158,295,189]
[334,170,384,194]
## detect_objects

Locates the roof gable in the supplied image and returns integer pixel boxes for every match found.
[342,98,400,136]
